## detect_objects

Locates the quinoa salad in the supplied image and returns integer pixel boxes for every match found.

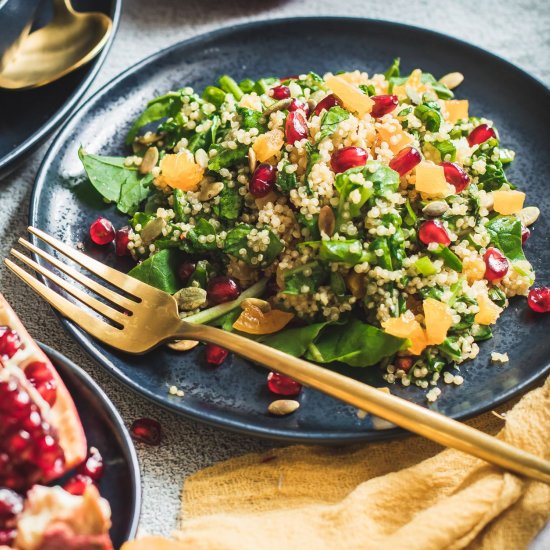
[80,59,542,403]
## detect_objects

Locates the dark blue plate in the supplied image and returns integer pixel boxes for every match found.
[30,17,550,443]
[0,0,121,179]
[39,343,141,548]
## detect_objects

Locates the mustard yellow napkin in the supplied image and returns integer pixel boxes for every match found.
[173,377,549,550]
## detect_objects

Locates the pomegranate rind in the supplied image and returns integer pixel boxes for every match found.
[0,294,87,480]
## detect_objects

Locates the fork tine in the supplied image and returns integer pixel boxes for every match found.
[10,249,129,327]
[28,226,163,300]
[4,259,122,346]
[18,238,137,312]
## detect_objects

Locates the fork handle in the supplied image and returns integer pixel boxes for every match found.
[176,322,550,484]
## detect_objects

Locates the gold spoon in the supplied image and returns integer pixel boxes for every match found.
[0,0,112,90]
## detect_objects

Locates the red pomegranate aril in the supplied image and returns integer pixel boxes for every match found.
[521,225,530,244]
[289,98,310,117]
[330,146,368,174]
[178,261,196,284]
[267,372,302,396]
[271,85,291,100]
[483,247,509,281]
[467,124,497,147]
[25,361,57,407]
[441,162,470,193]
[78,447,104,481]
[130,418,162,446]
[89,217,115,245]
[313,94,342,117]
[389,147,422,177]
[370,95,398,118]
[115,226,131,256]
[207,276,240,305]
[250,163,277,198]
[63,474,95,496]
[0,327,21,359]
[285,111,308,145]
[527,287,550,313]
[0,529,16,546]
[204,344,229,366]
[418,220,451,246]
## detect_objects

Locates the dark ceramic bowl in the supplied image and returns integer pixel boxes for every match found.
[39,343,141,548]
[0,0,41,67]
[30,17,550,443]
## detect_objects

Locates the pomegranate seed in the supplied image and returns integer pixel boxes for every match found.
[77,447,104,481]
[63,474,94,496]
[395,356,414,372]
[418,220,451,246]
[24,362,57,407]
[178,261,196,284]
[205,344,229,366]
[441,162,470,193]
[0,327,21,359]
[207,276,240,304]
[389,147,422,177]
[267,372,302,396]
[130,418,161,446]
[271,85,290,100]
[313,94,342,117]
[483,247,509,281]
[289,98,310,117]
[285,111,308,145]
[250,163,276,198]
[0,529,16,546]
[370,95,398,118]
[115,226,131,256]
[527,287,550,313]
[330,146,368,174]
[521,225,530,243]
[468,124,497,147]
[89,217,115,245]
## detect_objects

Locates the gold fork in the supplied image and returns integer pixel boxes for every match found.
[5,226,550,484]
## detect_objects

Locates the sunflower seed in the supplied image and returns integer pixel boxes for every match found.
[248,147,257,173]
[140,217,165,244]
[268,399,300,416]
[318,205,336,236]
[422,201,448,217]
[167,340,199,351]
[241,297,271,312]
[139,146,159,175]
[263,98,293,117]
[174,287,207,311]
[439,72,464,90]
[198,181,224,201]
[516,206,540,227]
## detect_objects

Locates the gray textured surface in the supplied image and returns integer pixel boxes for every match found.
[0,0,548,539]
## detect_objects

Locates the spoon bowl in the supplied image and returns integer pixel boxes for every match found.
[0,0,112,90]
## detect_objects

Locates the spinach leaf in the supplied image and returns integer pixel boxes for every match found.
[318,106,350,142]
[172,189,188,222]
[359,84,376,96]
[187,115,220,153]
[319,240,365,265]
[207,145,248,172]
[297,212,320,240]
[261,322,328,357]
[383,58,400,80]
[223,224,283,267]
[210,184,242,221]
[237,107,266,132]
[182,218,218,253]
[128,249,180,293]
[330,272,347,296]
[305,318,407,367]
[276,163,298,194]
[126,91,183,145]
[304,142,322,186]
[476,160,509,192]
[209,308,242,332]
[370,237,393,270]
[282,261,329,295]
[486,216,526,263]
[438,337,462,362]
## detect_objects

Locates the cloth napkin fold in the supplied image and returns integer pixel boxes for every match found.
[172,377,549,550]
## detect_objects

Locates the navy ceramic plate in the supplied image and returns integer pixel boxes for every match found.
[39,343,141,548]
[30,18,550,443]
[0,0,121,179]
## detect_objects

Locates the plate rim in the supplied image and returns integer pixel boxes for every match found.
[38,341,141,544]
[29,16,550,443]
[0,0,122,177]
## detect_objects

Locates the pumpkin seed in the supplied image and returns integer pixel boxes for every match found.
[137,131,162,145]
[167,340,199,351]
[174,287,207,311]
[241,297,271,312]
[139,146,159,175]
[422,200,448,217]
[248,147,257,173]
[263,98,293,117]
[516,206,540,227]
[346,271,366,299]
[318,205,336,236]
[439,72,464,90]
[198,181,224,201]
[140,217,165,244]
[268,399,300,416]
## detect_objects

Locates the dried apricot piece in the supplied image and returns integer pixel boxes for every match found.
[157,151,203,191]
[233,304,294,335]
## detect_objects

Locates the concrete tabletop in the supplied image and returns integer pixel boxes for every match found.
[0,0,548,540]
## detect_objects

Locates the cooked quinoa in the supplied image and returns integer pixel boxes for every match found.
[80,59,537,401]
